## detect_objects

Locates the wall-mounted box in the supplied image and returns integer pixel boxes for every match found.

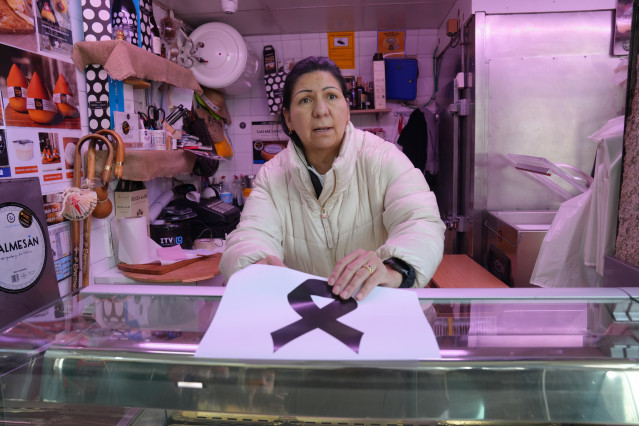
[385,58,418,101]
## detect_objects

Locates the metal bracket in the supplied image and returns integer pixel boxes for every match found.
[458,99,471,116]
[445,215,471,232]
[447,99,471,116]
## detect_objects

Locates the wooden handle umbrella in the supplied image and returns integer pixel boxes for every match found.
[70,133,112,291]
[97,129,126,179]
[91,130,125,219]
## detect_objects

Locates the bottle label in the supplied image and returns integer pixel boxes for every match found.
[8,87,26,98]
[27,98,56,112]
[220,192,233,204]
[89,101,109,110]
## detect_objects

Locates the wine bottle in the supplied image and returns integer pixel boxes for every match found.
[362,81,372,109]
[355,76,364,110]
[345,81,354,109]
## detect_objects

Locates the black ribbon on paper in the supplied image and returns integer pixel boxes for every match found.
[271,279,364,353]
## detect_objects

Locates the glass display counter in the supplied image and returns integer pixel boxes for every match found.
[0,285,637,425]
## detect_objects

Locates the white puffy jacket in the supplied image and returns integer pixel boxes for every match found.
[220,122,445,287]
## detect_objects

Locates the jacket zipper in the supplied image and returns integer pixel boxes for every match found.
[320,170,337,265]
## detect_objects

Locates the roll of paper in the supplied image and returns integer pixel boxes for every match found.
[118,216,154,264]
[149,189,174,222]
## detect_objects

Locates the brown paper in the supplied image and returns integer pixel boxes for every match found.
[72,40,203,94]
[95,149,196,182]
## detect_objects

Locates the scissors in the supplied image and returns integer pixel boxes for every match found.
[139,105,166,129]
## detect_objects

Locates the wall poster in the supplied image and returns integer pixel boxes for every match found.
[35,0,73,55]
[252,121,288,164]
[0,44,81,130]
[327,32,355,70]
[378,31,405,58]
[2,127,76,192]
[0,129,9,178]
[0,0,37,52]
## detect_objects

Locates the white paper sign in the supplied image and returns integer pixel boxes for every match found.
[195,265,440,360]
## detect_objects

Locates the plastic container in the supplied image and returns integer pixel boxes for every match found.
[219,176,233,204]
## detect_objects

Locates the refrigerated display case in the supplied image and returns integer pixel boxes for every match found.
[0,285,637,425]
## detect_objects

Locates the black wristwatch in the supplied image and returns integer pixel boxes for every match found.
[383,257,415,288]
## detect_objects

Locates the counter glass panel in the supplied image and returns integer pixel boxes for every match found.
[0,287,637,425]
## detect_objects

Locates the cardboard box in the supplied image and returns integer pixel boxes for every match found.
[373,58,386,109]
[0,178,60,327]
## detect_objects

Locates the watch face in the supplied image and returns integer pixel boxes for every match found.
[0,203,48,293]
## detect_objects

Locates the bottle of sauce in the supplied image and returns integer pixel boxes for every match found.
[263,45,276,75]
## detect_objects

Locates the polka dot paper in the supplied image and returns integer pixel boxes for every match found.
[264,70,287,116]
[81,0,112,133]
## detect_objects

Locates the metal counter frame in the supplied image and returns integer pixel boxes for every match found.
[0,285,637,425]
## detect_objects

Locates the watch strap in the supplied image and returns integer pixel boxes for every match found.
[384,257,416,288]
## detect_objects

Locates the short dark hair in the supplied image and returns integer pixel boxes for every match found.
[280,56,348,149]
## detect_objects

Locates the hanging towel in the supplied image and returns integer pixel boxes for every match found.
[423,109,439,175]
[397,109,428,172]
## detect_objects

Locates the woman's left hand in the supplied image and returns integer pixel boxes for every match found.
[328,249,403,301]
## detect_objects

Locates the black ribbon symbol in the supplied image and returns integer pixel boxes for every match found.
[271,279,363,353]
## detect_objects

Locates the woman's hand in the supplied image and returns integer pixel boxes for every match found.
[255,255,286,267]
[328,249,403,301]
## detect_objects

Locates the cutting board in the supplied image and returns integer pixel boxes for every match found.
[118,253,222,283]
[430,254,508,288]
[118,253,218,275]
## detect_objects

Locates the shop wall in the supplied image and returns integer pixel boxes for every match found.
[216,29,440,179]
[87,26,444,287]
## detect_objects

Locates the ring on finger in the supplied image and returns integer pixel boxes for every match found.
[361,264,374,276]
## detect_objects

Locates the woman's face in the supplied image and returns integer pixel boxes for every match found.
[283,71,350,156]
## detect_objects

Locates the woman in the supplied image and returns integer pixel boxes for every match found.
[220,56,445,300]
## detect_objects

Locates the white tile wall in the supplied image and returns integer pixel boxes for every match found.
[216,29,439,178]
[85,27,441,287]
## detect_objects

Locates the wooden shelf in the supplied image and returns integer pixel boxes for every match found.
[350,108,392,115]
[350,108,391,120]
